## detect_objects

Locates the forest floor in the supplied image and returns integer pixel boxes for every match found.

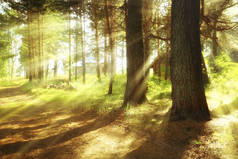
[0,84,238,159]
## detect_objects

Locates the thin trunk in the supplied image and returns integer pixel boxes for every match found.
[45,61,49,79]
[212,21,218,57]
[105,0,115,94]
[27,11,33,81]
[122,41,125,74]
[54,60,58,78]
[81,1,86,84]
[164,41,170,80]
[104,29,108,76]
[170,0,210,121]
[38,12,42,80]
[10,59,14,80]
[95,22,101,81]
[68,7,72,82]
[75,16,79,80]
[201,52,209,85]
[41,13,44,80]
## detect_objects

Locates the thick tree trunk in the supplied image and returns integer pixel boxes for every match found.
[170,0,210,121]
[122,0,146,106]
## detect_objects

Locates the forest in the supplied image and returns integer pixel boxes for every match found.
[0,0,238,158]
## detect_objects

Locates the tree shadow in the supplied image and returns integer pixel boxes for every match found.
[124,113,218,159]
[0,108,123,157]
[0,86,26,98]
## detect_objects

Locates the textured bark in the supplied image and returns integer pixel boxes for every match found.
[123,0,146,106]
[170,0,210,121]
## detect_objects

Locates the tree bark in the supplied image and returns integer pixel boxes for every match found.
[27,11,33,81]
[104,0,115,95]
[164,41,170,80]
[37,12,43,80]
[54,59,58,78]
[81,1,86,84]
[103,27,108,76]
[95,21,101,81]
[75,16,79,81]
[122,0,146,106]
[121,41,125,74]
[170,0,210,121]
[68,7,72,82]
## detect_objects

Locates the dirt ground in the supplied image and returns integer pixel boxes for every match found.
[0,86,238,159]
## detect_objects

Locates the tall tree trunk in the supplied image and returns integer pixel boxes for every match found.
[201,52,209,85]
[41,13,44,80]
[81,1,86,84]
[37,12,42,80]
[103,28,108,76]
[45,61,49,79]
[31,14,36,80]
[27,11,33,81]
[121,41,125,74]
[212,21,218,57]
[170,0,210,121]
[164,41,170,80]
[54,59,58,78]
[122,0,146,106]
[105,0,115,95]
[68,7,72,82]
[75,16,79,81]
[95,21,101,81]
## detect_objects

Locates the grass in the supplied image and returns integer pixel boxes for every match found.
[1,57,238,159]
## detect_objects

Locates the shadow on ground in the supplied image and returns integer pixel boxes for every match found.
[123,110,220,159]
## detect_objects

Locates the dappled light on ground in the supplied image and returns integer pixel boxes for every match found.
[0,78,238,159]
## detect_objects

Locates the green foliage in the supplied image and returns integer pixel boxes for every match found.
[206,52,238,116]
[147,75,171,101]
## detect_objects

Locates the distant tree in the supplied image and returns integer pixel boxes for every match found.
[89,0,103,81]
[104,0,116,94]
[170,0,210,121]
